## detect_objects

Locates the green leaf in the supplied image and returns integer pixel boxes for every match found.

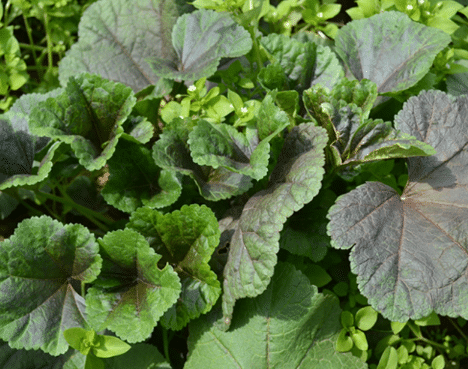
[0,216,102,355]
[391,321,406,335]
[147,9,252,81]
[93,343,170,369]
[101,137,182,213]
[336,328,354,352]
[29,73,135,171]
[93,335,131,358]
[303,78,436,168]
[63,327,92,355]
[58,0,187,95]
[341,311,354,328]
[327,90,468,321]
[186,263,366,368]
[127,204,221,330]
[351,329,368,351]
[260,33,344,93]
[152,117,253,201]
[355,306,378,331]
[85,229,181,343]
[431,355,445,369]
[334,11,451,93]
[188,116,287,180]
[84,354,104,369]
[220,124,328,329]
[414,311,440,327]
[377,347,399,369]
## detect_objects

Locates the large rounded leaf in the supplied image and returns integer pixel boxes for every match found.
[146,9,252,81]
[0,216,102,355]
[58,0,191,93]
[186,263,366,369]
[327,90,468,321]
[335,11,451,93]
[85,229,181,343]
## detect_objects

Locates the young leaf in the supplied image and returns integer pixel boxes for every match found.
[29,73,136,171]
[146,9,252,81]
[188,117,287,181]
[152,117,253,200]
[186,263,366,368]
[85,229,181,343]
[303,78,437,168]
[0,216,102,355]
[93,335,131,358]
[220,124,328,329]
[127,204,221,330]
[63,327,93,355]
[355,306,378,331]
[58,0,188,95]
[334,11,451,93]
[328,90,468,322]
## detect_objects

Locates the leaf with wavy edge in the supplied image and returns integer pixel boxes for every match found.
[220,123,327,330]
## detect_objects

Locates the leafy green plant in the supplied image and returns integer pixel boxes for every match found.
[1,0,468,368]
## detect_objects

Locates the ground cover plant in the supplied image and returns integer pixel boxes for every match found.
[2,0,468,368]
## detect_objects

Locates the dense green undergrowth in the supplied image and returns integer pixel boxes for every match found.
[2,0,468,368]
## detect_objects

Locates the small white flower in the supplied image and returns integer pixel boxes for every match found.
[418,0,424,4]
[188,85,196,92]
[406,4,413,10]
[240,107,248,114]
[229,104,234,109]
[317,12,323,18]
[179,116,184,119]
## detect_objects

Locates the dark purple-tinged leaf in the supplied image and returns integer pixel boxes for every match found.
[29,73,135,172]
[146,9,252,81]
[58,0,192,94]
[186,263,366,368]
[334,11,451,93]
[327,90,468,321]
[126,204,221,330]
[101,136,181,213]
[0,216,102,355]
[220,124,328,330]
[152,117,253,201]
[260,33,344,93]
[85,229,181,343]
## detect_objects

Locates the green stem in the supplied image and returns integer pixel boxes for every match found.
[43,11,53,72]
[449,318,468,343]
[81,281,86,297]
[162,326,171,367]
[36,190,112,231]
[22,13,42,78]
[19,43,46,51]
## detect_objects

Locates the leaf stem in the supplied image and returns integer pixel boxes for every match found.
[449,318,468,343]
[36,189,112,231]
[43,11,53,72]
[162,326,172,367]
[22,13,42,79]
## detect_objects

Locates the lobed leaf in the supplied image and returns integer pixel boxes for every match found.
[0,216,102,355]
[29,73,135,171]
[328,90,468,321]
[58,0,192,94]
[126,204,221,330]
[85,229,181,343]
[101,136,182,213]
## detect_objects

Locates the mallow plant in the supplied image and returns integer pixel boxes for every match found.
[1,0,468,368]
